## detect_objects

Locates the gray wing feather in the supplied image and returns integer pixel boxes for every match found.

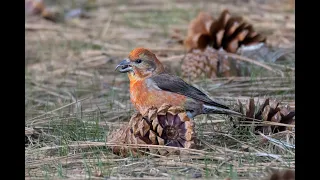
[150,73,230,109]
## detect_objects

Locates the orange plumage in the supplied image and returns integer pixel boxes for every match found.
[115,48,242,118]
[129,77,186,115]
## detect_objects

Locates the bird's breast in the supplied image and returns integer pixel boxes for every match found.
[129,79,186,115]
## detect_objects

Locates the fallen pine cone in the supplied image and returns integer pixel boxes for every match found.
[107,104,197,157]
[25,0,91,22]
[225,168,294,180]
[181,47,244,80]
[237,98,295,134]
[184,9,266,53]
[25,0,59,22]
[263,168,295,180]
[106,122,148,157]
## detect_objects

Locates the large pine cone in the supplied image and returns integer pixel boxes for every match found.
[237,98,295,134]
[181,47,243,80]
[25,0,59,22]
[107,104,196,156]
[184,10,266,53]
[25,0,45,15]
[268,169,295,180]
[262,168,295,180]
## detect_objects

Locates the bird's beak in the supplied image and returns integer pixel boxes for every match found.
[115,59,133,73]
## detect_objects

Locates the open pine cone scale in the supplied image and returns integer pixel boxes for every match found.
[185,9,266,53]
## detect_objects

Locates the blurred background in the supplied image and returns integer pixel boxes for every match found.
[25,0,295,179]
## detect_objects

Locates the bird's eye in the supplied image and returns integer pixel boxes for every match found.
[135,59,142,63]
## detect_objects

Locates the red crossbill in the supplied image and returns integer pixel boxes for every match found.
[115,48,242,118]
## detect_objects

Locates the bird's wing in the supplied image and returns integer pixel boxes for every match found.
[150,73,230,109]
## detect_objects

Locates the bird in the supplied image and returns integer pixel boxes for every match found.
[115,47,242,118]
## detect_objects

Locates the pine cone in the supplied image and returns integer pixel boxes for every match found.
[25,0,45,15]
[264,169,295,180]
[106,122,147,157]
[25,0,59,22]
[181,47,241,80]
[237,98,295,134]
[184,10,266,53]
[107,104,196,156]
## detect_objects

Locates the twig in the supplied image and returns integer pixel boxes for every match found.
[220,51,284,77]
[25,23,62,31]
[160,54,185,62]
[100,14,113,39]
[258,132,295,149]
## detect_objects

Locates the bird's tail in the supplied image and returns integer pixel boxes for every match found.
[203,104,244,117]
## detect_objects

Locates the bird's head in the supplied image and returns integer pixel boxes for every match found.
[115,48,164,80]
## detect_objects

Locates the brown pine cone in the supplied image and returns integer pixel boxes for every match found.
[107,104,197,156]
[25,0,45,15]
[268,170,295,180]
[106,121,148,157]
[264,169,295,180]
[184,11,214,50]
[181,47,241,80]
[25,0,59,22]
[184,10,266,53]
[237,98,295,134]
